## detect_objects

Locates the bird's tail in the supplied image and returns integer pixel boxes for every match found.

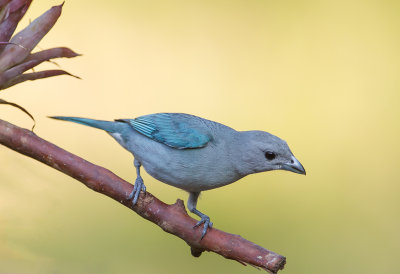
[49,116,122,133]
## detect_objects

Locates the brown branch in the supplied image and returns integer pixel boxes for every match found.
[0,119,286,273]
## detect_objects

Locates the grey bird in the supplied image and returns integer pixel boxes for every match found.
[50,113,305,238]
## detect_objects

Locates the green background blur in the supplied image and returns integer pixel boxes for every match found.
[1,0,399,273]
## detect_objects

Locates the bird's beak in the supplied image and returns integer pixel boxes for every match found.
[281,155,306,175]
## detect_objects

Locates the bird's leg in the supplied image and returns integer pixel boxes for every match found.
[128,159,146,206]
[188,192,213,240]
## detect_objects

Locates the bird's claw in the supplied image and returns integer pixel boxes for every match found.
[193,215,213,239]
[128,176,146,206]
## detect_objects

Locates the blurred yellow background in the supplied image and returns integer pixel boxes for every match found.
[1,0,399,273]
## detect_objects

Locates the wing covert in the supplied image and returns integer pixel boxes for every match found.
[119,113,210,149]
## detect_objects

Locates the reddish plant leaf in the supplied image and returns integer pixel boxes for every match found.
[0,0,32,53]
[8,0,29,11]
[1,69,80,89]
[0,59,41,86]
[0,0,12,8]
[0,46,81,86]
[26,47,81,61]
[0,2,62,71]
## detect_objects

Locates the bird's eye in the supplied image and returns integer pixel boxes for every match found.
[265,151,276,160]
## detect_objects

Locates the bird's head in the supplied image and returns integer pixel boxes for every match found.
[237,130,306,176]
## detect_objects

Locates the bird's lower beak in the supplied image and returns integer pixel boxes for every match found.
[281,155,306,175]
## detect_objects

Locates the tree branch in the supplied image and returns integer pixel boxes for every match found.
[0,119,286,273]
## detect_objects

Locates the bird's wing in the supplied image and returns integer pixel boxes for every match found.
[118,113,211,149]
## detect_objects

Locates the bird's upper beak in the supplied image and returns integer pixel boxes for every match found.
[281,155,306,175]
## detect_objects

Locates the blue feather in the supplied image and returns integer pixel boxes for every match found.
[49,116,121,133]
[120,113,210,149]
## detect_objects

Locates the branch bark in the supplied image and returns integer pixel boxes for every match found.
[0,119,286,273]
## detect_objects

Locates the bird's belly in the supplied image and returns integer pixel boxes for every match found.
[142,161,240,192]
[138,148,241,192]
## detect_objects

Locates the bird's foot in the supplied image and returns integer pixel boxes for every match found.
[128,176,146,206]
[193,215,213,240]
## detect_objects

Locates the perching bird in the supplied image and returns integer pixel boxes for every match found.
[50,113,305,238]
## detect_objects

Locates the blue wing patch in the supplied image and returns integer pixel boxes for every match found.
[119,113,210,149]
